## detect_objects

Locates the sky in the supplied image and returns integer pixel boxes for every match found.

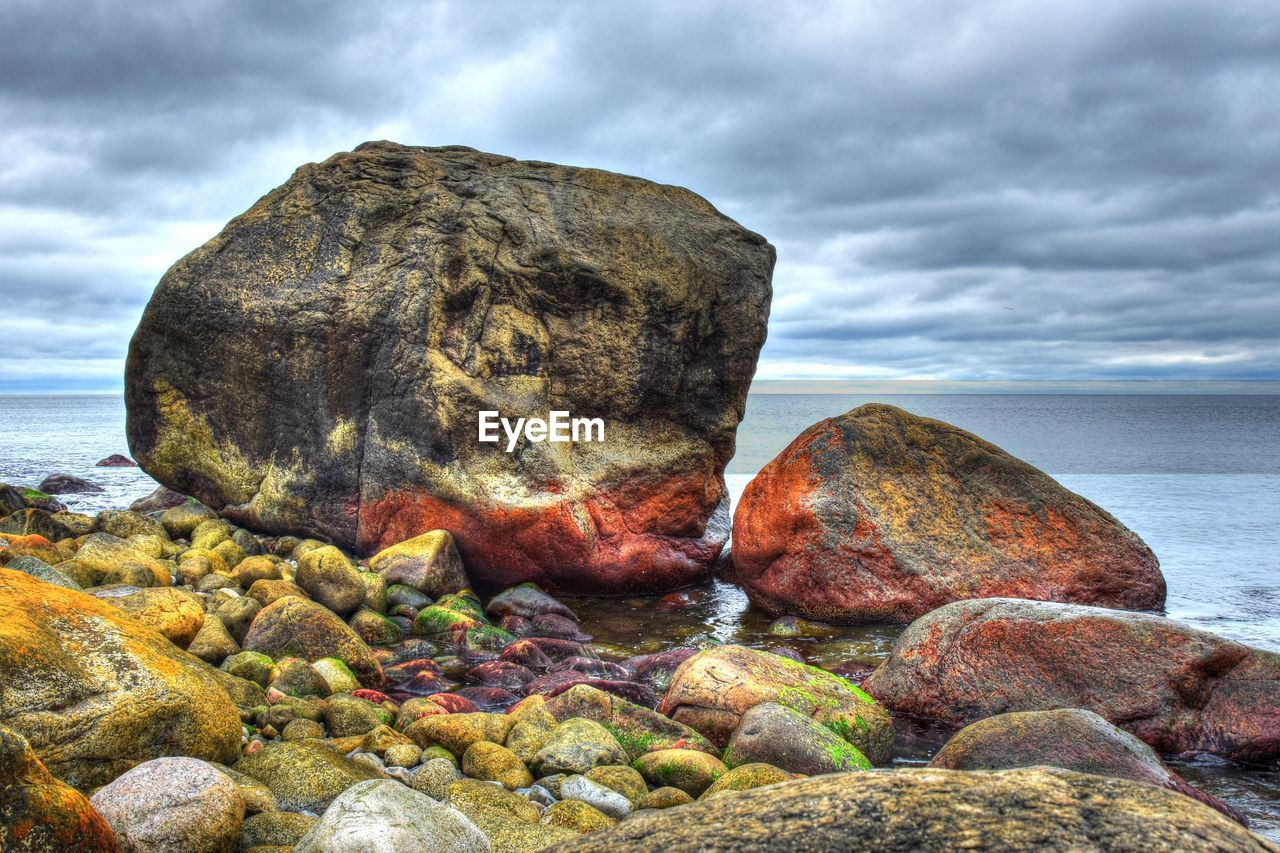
[2,0,1279,392]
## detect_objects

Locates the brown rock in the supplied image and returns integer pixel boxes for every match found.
[0,725,116,852]
[125,142,774,594]
[864,598,1280,764]
[241,596,383,687]
[90,586,205,649]
[732,404,1165,622]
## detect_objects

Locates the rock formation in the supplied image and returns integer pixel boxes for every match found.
[126,142,773,593]
[732,403,1165,622]
[863,598,1280,764]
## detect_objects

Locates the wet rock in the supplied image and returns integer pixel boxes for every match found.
[463,741,534,790]
[532,718,628,777]
[733,404,1166,623]
[498,639,554,670]
[452,686,521,712]
[0,569,241,789]
[296,546,366,617]
[428,693,480,714]
[699,762,797,799]
[723,702,870,776]
[619,648,698,694]
[529,613,592,642]
[370,530,468,598]
[486,583,578,622]
[91,585,205,648]
[545,684,717,760]
[0,725,116,852]
[128,486,189,514]
[39,473,104,495]
[125,143,774,595]
[863,598,1280,764]
[89,757,244,853]
[467,661,537,691]
[97,454,136,467]
[632,749,727,798]
[234,741,385,813]
[524,671,656,706]
[658,645,893,764]
[929,708,1247,824]
[552,767,1276,852]
[242,596,384,687]
[295,779,490,852]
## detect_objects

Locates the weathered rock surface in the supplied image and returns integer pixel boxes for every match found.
[657,645,893,764]
[242,595,384,687]
[234,741,385,813]
[295,779,491,853]
[544,684,717,760]
[89,758,244,853]
[929,709,1246,824]
[732,404,1165,622]
[0,726,116,852]
[89,585,205,649]
[722,702,870,775]
[125,142,774,593]
[547,767,1277,852]
[39,474,104,495]
[0,569,242,789]
[863,598,1280,764]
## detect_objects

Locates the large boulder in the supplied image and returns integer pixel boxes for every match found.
[241,595,384,687]
[125,142,774,594]
[0,726,116,852]
[864,598,1280,764]
[89,758,244,853]
[929,709,1246,824]
[546,768,1277,852]
[657,645,893,764]
[0,569,242,790]
[731,404,1165,622]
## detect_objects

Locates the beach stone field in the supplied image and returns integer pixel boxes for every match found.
[1,144,1276,852]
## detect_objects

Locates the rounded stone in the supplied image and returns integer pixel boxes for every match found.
[89,757,245,853]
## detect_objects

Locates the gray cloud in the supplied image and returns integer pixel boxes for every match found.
[2,0,1278,391]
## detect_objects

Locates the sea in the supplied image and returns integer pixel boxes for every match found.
[2,391,1278,834]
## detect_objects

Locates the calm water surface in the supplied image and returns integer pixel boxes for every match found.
[1,392,1277,834]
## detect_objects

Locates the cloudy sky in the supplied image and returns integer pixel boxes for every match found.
[3,0,1278,392]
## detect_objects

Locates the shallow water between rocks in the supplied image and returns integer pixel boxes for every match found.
[561,579,1280,841]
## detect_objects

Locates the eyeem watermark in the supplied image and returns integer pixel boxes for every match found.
[478,410,605,452]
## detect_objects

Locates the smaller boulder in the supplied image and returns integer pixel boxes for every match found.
[722,702,870,775]
[369,530,468,598]
[39,473,104,495]
[0,726,115,852]
[89,757,245,853]
[462,741,534,790]
[296,546,366,616]
[294,779,490,852]
[233,741,385,813]
[632,749,727,798]
[97,454,137,467]
[532,718,629,777]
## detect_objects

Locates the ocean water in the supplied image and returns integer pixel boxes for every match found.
[2,391,1278,833]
